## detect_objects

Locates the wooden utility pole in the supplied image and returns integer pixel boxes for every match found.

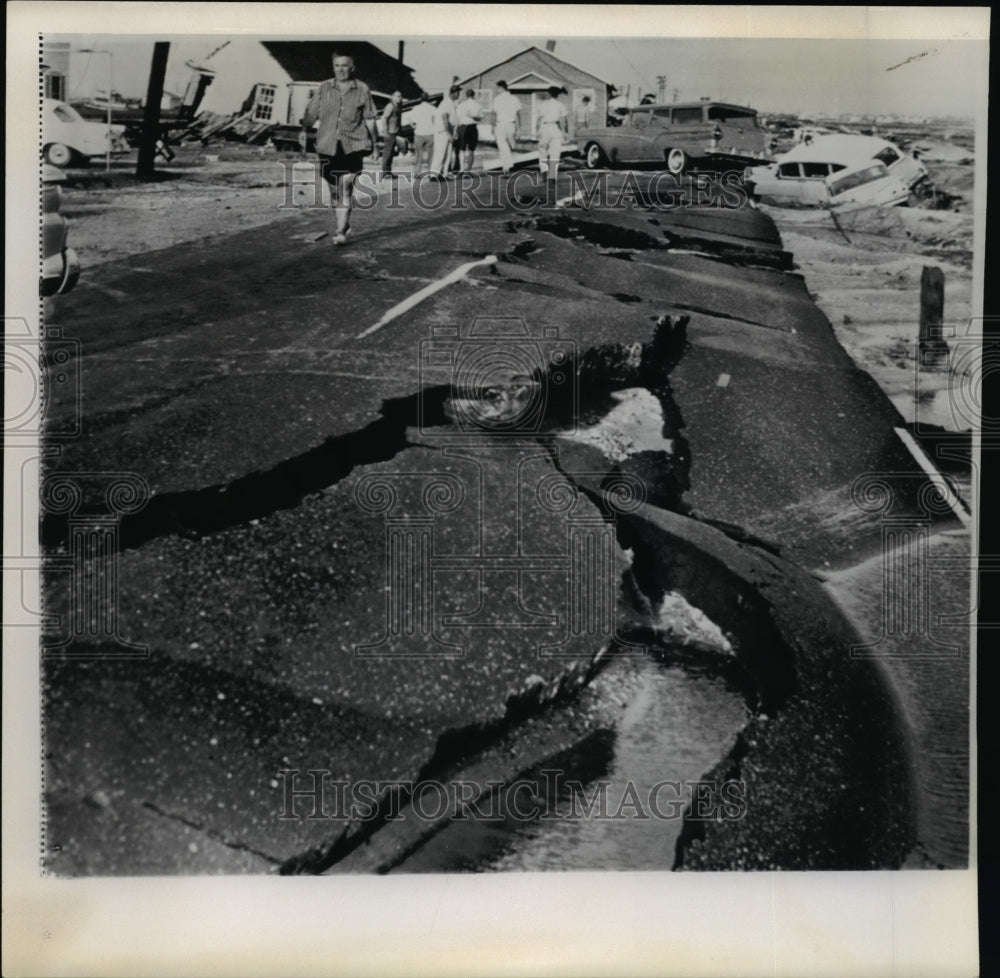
[919,265,948,366]
[136,42,170,179]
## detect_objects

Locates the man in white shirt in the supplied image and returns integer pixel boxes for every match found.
[430,85,460,178]
[492,80,520,175]
[408,95,436,174]
[535,86,568,182]
[455,89,483,172]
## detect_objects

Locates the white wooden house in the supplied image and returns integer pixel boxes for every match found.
[458,46,608,141]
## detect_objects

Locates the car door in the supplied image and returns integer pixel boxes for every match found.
[658,105,705,157]
[618,109,652,162]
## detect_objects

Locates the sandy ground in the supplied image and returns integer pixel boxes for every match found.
[58,150,304,264]
[761,155,977,435]
[61,144,977,441]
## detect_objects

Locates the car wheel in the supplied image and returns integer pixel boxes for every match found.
[585,142,606,170]
[665,148,687,175]
[44,143,74,168]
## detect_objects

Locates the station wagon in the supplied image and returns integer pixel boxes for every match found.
[577,101,768,174]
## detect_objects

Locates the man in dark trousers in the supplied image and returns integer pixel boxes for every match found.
[299,52,378,246]
[379,90,403,180]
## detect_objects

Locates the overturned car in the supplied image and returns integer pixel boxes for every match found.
[746,134,928,207]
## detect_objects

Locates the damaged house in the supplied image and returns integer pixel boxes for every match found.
[189,39,423,142]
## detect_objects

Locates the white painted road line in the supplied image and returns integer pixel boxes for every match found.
[894,426,971,527]
[556,188,587,208]
[356,255,499,339]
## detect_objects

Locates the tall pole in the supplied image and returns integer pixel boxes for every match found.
[137,42,170,180]
[106,54,113,172]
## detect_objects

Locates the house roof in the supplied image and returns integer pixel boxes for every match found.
[260,41,423,98]
[458,45,606,88]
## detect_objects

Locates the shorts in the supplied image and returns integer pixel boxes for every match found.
[318,146,366,181]
[457,124,479,151]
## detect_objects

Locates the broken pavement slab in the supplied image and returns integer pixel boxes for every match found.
[41,167,956,873]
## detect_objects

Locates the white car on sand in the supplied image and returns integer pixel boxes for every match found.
[746,134,928,207]
[42,98,130,167]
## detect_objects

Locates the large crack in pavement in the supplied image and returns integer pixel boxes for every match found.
[42,181,917,873]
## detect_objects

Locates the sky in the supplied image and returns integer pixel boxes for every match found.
[54,34,987,120]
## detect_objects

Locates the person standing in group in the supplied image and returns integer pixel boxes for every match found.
[299,52,378,246]
[574,94,592,133]
[378,90,403,180]
[454,88,483,173]
[410,94,437,174]
[492,80,520,175]
[535,86,568,183]
[430,85,459,179]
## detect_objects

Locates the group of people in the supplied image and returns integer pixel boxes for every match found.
[405,85,487,179]
[299,53,574,246]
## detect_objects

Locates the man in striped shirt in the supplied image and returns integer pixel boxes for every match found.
[299,53,378,245]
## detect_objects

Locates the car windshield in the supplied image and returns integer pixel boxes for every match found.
[829,164,889,196]
[52,104,81,123]
[873,146,900,166]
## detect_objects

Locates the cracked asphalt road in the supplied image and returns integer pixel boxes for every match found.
[40,169,965,874]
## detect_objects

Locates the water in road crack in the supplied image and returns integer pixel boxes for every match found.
[402,658,748,872]
[493,663,746,871]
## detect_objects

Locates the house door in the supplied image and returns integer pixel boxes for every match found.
[509,89,545,141]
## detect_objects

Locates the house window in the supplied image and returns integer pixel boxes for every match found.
[44,72,66,101]
[253,84,277,122]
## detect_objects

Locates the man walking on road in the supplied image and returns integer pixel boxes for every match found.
[410,94,436,174]
[535,86,568,184]
[299,53,378,246]
[493,80,520,175]
[378,90,403,180]
[430,85,459,179]
[455,88,483,172]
